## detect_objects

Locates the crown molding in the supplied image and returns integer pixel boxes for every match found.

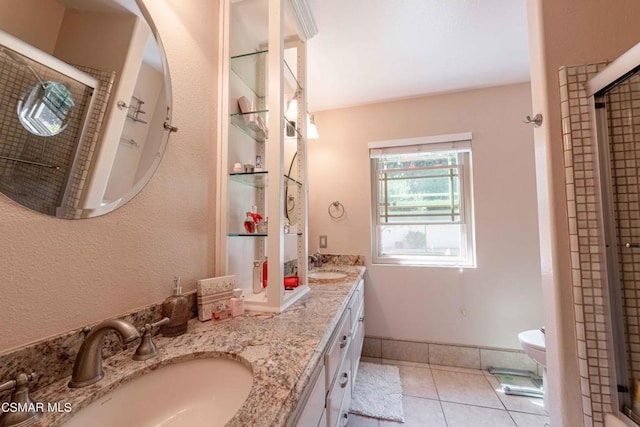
[288,0,318,40]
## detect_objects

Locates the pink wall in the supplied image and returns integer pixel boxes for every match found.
[0,0,219,353]
[309,82,543,349]
[0,0,64,54]
[527,0,640,425]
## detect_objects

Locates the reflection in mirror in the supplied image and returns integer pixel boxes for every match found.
[0,0,174,218]
[18,81,75,137]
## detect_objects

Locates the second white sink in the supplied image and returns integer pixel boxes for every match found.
[308,270,348,280]
[64,357,253,427]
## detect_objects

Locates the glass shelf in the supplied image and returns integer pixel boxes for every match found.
[229,112,309,144]
[228,232,302,237]
[230,50,301,98]
[230,109,268,143]
[285,174,303,186]
[229,171,268,188]
[229,171,302,188]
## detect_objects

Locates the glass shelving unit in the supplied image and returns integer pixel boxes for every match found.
[218,0,310,313]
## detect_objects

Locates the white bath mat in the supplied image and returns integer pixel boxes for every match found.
[349,362,405,422]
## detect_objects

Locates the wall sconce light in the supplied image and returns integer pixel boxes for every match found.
[285,96,319,139]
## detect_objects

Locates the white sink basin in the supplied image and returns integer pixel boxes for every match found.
[64,358,253,427]
[308,270,348,280]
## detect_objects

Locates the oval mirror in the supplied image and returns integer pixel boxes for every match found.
[0,0,174,218]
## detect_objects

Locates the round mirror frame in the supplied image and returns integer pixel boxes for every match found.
[0,0,175,219]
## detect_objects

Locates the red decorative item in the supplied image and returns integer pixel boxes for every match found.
[243,212,256,234]
[284,276,299,288]
[249,212,263,225]
[262,258,268,288]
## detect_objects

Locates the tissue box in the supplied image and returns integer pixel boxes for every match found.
[196,275,235,321]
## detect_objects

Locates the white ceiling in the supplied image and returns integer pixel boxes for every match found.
[306,0,530,112]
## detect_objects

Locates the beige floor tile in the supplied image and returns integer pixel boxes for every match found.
[381,358,430,369]
[432,369,504,409]
[486,374,547,416]
[509,411,551,427]
[430,364,485,375]
[442,401,516,426]
[347,413,379,427]
[380,396,446,427]
[398,365,439,399]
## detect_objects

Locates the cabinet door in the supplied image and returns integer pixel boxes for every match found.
[351,301,365,385]
[296,365,326,427]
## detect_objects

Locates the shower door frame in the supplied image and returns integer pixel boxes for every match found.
[587,42,640,423]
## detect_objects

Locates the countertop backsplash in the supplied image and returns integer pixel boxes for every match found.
[0,254,363,407]
[317,254,365,267]
[0,292,197,402]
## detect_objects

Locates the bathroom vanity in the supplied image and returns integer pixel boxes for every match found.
[292,274,365,427]
[23,265,365,426]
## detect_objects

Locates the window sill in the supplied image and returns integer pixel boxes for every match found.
[371,256,476,269]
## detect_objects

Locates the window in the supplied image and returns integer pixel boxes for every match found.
[369,133,476,267]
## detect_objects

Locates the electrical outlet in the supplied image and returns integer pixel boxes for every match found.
[319,235,328,248]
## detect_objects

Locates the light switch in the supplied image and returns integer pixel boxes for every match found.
[319,235,327,248]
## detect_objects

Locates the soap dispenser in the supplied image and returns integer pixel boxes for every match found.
[160,276,189,337]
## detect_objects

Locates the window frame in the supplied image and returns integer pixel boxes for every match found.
[369,133,476,268]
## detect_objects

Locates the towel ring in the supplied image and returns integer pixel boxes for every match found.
[328,201,345,219]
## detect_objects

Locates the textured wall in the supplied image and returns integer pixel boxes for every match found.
[308,82,543,350]
[0,0,219,353]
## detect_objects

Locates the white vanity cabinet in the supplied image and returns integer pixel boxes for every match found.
[290,279,365,427]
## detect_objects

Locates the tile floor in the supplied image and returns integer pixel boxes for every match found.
[348,358,550,427]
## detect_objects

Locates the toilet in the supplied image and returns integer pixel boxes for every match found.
[518,329,547,409]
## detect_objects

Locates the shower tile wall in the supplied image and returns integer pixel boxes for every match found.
[0,51,110,216]
[559,62,611,427]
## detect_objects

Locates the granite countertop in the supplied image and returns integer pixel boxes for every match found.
[31,265,366,426]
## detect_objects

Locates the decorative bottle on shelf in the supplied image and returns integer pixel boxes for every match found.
[243,212,255,234]
[249,206,263,232]
[253,260,263,294]
[160,276,189,337]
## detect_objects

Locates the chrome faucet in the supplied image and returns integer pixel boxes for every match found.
[68,319,140,388]
[313,249,323,268]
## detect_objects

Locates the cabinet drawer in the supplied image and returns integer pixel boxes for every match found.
[325,310,351,389]
[326,356,352,427]
[353,303,365,355]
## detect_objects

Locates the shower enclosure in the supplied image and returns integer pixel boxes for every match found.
[590,43,640,424]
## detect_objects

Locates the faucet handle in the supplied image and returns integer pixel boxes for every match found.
[149,317,170,331]
[133,318,169,361]
[0,372,37,392]
[0,373,41,426]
